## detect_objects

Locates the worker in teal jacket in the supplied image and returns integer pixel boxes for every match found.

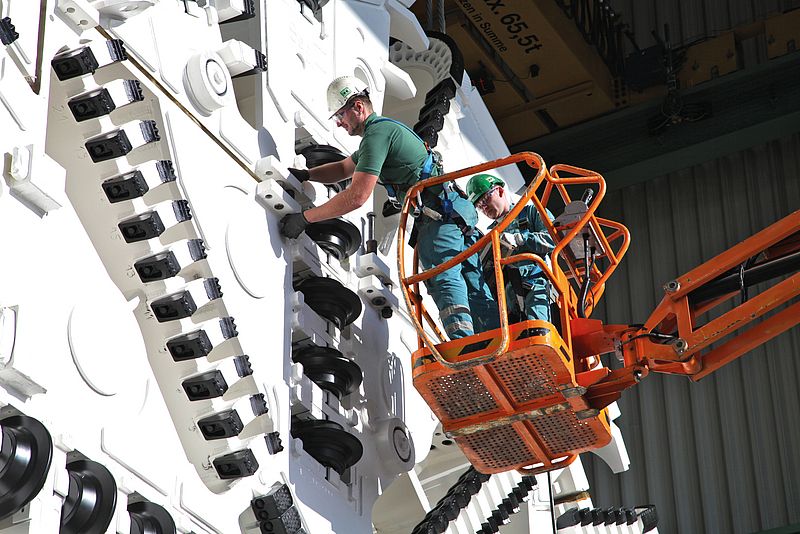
[466,173,556,323]
[279,76,498,338]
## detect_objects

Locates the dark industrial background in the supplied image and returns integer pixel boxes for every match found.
[408,0,800,532]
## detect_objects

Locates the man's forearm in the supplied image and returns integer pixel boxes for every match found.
[304,171,377,223]
[308,159,353,184]
[304,189,365,222]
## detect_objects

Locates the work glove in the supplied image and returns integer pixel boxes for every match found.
[499,232,519,255]
[504,232,525,247]
[279,211,309,239]
[288,167,310,183]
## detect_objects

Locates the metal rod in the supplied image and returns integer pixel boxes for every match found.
[693,298,800,381]
[688,250,800,305]
[548,471,557,534]
[365,212,377,254]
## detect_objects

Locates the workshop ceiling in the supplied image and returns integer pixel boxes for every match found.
[408,0,800,185]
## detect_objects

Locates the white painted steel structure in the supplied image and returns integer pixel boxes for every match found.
[0,1,653,532]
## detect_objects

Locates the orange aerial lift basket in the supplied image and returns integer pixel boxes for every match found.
[398,152,800,476]
[397,153,631,474]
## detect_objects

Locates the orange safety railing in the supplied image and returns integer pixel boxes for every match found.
[396,152,800,475]
[546,164,631,313]
[396,152,634,475]
[397,153,630,364]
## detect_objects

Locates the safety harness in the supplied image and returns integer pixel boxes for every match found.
[367,117,473,246]
[481,211,553,322]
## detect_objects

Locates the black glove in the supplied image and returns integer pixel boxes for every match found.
[279,211,309,239]
[382,198,402,217]
[288,167,310,183]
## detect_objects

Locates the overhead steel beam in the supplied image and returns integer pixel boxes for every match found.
[511,52,800,190]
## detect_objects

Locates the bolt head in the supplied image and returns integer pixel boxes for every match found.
[664,280,681,293]
[205,59,227,95]
[393,427,411,461]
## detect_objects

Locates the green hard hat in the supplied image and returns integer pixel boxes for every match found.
[466,173,505,204]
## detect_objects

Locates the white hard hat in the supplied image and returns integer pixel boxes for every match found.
[326,76,369,117]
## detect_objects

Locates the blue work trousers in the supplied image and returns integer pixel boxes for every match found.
[506,277,551,322]
[416,217,500,339]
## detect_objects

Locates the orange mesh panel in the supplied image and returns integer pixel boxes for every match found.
[412,321,613,473]
[427,370,498,420]
[457,424,533,473]
[488,353,559,404]
[531,410,601,456]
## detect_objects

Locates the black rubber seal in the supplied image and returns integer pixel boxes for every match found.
[299,144,346,168]
[60,459,117,534]
[128,500,176,534]
[292,346,363,399]
[290,419,362,476]
[0,414,53,520]
[305,218,362,260]
[293,277,362,329]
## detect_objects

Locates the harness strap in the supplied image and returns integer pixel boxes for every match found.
[364,117,474,246]
[506,266,529,320]
[407,193,473,247]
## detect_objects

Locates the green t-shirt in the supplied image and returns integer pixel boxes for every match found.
[351,113,429,198]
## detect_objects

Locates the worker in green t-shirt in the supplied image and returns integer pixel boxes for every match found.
[279,76,498,339]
